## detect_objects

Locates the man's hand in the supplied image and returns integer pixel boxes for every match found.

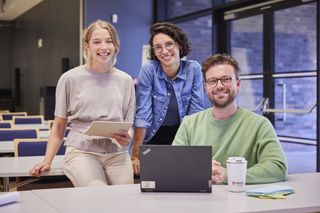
[212,160,225,184]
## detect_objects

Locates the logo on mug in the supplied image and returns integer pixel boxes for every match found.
[232,181,244,186]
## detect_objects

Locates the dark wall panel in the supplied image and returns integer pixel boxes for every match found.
[0,26,12,89]
[11,0,80,114]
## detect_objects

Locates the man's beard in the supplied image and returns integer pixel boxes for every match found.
[209,89,236,109]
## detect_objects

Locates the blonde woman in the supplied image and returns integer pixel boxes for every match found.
[30,20,135,186]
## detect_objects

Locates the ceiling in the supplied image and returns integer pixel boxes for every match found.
[0,0,43,21]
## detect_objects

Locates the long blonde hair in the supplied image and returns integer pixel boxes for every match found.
[83,20,120,66]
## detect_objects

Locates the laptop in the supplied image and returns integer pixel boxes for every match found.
[139,145,212,193]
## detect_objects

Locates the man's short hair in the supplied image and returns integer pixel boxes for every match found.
[202,54,241,80]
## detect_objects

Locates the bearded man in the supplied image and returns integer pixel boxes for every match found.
[172,53,287,185]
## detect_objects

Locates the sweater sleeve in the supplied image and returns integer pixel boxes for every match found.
[172,116,191,146]
[246,119,288,184]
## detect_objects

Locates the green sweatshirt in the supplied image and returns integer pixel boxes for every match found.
[172,107,287,184]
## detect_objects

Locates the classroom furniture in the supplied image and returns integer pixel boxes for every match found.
[1,112,27,121]
[0,141,13,154]
[1,173,318,213]
[0,129,38,141]
[0,190,59,213]
[0,155,64,192]
[12,116,44,125]
[13,139,66,157]
[0,121,12,128]
[13,139,68,190]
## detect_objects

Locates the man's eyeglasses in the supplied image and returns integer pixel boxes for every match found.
[206,76,234,87]
[153,41,176,53]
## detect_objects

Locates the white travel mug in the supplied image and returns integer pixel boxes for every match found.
[226,157,247,192]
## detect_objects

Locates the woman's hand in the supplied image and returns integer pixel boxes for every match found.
[110,130,131,146]
[131,157,141,175]
[30,161,51,177]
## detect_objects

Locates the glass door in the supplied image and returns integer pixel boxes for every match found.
[272,3,317,173]
[227,1,318,173]
[230,15,264,114]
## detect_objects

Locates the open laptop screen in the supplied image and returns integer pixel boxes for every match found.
[139,145,212,193]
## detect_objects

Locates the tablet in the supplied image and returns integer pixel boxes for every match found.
[84,121,133,137]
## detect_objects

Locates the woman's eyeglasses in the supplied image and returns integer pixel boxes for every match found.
[153,41,176,53]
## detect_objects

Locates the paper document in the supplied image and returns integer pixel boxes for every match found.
[84,121,133,137]
[0,192,20,206]
[246,185,294,199]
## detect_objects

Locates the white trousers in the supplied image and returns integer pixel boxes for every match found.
[63,146,133,187]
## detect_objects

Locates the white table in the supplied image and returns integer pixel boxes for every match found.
[0,142,13,154]
[30,173,320,213]
[0,191,59,213]
[0,156,64,192]
[38,130,49,139]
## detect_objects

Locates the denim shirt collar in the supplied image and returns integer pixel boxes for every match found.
[156,60,187,81]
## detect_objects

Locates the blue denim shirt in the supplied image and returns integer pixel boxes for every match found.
[134,59,204,143]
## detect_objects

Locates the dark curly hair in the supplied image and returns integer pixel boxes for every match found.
[148,22,190,61]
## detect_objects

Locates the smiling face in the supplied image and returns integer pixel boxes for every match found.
[84,27,116,68]
[205,64,241,108]
[152,33,180,69]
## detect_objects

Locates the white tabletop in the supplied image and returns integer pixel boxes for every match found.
[31,173,320,213]
[0,155,64,177]
[38,130,49,139]
[0,142,13,153]
[0,191,59,213]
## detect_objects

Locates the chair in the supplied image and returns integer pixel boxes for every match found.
[0,129,38,141]
[14,139,66,157]
[0,121,13,128]
[65,128,71,137]
[13,138,71,190]
[13,115,44,125]
[1,112,27,120]
[0,110,10,121]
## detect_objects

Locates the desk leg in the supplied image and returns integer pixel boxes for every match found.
[2,177,9,192]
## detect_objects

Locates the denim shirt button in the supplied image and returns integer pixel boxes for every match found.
[167,93,170,96]
[153,129,156,133]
